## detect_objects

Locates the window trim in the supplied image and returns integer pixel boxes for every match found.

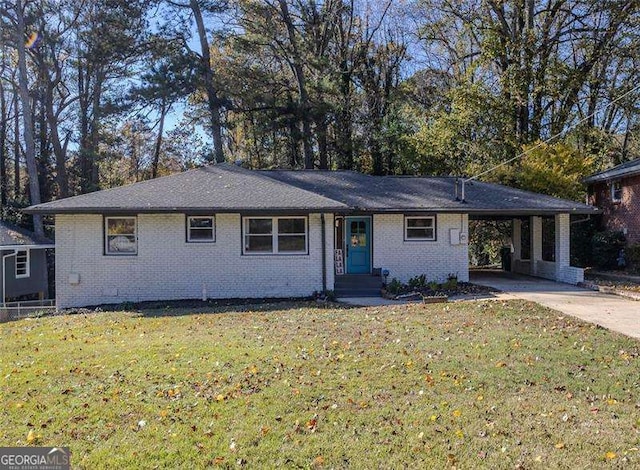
[104,216,138,256]
[611,180,622,203]
[15,249,30,279]
[242,216,309,255]
[186,215,216,243]
[404,215,437,241]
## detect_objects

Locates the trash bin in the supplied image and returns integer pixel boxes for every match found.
[500,247,511,272]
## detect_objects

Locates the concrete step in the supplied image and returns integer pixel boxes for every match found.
[334,288,382,297]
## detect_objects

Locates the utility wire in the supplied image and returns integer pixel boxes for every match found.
[465,82,640,182]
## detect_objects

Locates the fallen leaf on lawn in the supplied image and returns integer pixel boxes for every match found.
[555,442,565,449]
[213,456,225,465]
[429,415,438,422]
[455,430,464,439]
[534,455,542,462]
[495,361,507,368]
[26,429,36,444]
[607,398,617,405]
[306,418,318,432]
[452,409,462,417]
[605,451,617,460]
[313,455,325,466]
[216,394,225,402]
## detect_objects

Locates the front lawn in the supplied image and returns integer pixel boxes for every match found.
[1,300,639,468]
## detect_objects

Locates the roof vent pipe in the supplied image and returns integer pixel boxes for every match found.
[454,178,459,201]
[460,179,466,203]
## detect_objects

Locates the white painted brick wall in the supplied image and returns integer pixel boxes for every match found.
[55,213,330,308]
[372,214,469,283]
[532,214,583,285]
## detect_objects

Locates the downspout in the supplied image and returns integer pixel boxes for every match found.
[2,250,17,306]
[321,214,327,293]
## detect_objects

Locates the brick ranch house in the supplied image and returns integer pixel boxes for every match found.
[25,163,598,308]
[584,158,640,244]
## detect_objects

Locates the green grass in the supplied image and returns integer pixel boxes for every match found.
[1,300,639,468]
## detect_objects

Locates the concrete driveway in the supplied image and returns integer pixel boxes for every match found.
[470,270,640,340]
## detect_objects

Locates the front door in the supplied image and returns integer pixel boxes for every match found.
[346,217,371,274]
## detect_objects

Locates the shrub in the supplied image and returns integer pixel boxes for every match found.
[626,243,640,269]
[590,230,626,269]
[408,274,427,290]
[387,278,403,295]
[427,281,440,291]
[443,273,458,290]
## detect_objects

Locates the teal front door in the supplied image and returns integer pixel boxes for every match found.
[346,217,371,274]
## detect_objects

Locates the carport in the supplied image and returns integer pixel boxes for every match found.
[469,211,592,285]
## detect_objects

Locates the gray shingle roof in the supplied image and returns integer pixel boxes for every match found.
[583,158,640,183]
[25,164,349,214]
[262,170,599,215]
[0,220,53,246]
[25,163,599,215]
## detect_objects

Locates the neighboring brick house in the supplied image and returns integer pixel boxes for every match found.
[584,159,640,244]
[25,163,598,308]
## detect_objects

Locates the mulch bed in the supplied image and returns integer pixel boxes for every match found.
[383,282,498,301]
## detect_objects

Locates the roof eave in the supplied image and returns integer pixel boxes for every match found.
[23,206,349,215]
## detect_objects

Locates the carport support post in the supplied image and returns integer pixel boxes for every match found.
[554,213,570,282]
[531,216,543,276]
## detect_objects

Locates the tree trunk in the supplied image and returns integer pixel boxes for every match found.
[45,83,69,197]
[278,0,314,169]
[0,82,7,207]
[13,95,20,200]
[151,102,167,179]
[190,0,225,164]
[15,0,44,236]
[317,117,328,169]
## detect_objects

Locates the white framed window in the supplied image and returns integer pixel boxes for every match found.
[105,216,137,255]
[243,216,308,255]
[611,180,622,203]
[187,216,215,242]
[404,216,436,241]
[15,250,29,278]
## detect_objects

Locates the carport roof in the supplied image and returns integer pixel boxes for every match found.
[24,163,599,215]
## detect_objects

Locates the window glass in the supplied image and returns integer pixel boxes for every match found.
[188,216,215,242]
[15,250,29,277]
[106,217,137,255]
[612,181,622,202]
[249,219,272,234]
[406,217,436,240]
[244,217,306,254]
[278,218,305,234]
[245,234,273,252]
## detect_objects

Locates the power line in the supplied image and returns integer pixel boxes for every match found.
[465,82,640,183]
